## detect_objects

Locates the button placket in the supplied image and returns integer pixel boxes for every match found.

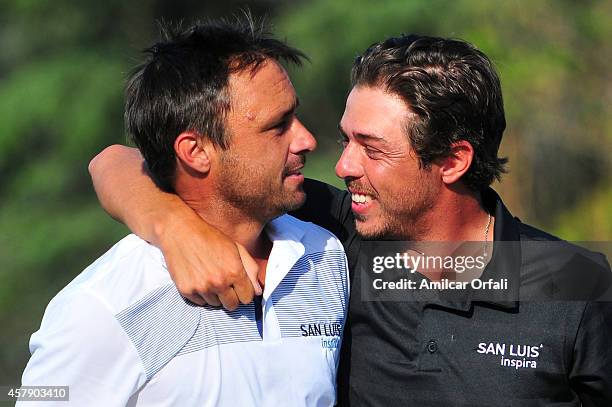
[418,307,442,372]
[427,339,438,354]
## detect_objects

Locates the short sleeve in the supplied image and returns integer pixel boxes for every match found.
[18,288,147,406]
[569,301,612,406]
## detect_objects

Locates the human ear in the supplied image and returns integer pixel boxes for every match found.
[174,132,212,175]
[439,140,474,185]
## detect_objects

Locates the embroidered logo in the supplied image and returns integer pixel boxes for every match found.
[476,342,544,370]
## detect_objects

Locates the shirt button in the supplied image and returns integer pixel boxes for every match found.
[427,340,438,354]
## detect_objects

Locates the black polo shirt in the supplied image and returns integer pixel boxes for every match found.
[292,179,612,407]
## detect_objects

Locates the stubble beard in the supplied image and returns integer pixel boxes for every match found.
[354,179,437,241]
[217,152,305,222]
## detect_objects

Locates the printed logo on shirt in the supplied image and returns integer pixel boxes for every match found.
[476,342,544,370]
[300,322,342,337]
[300,322,343,349]
[321,336,340,349]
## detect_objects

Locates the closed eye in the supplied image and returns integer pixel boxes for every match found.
[272,116,294,135]
[275,119,290,131]
[364,145,383,158]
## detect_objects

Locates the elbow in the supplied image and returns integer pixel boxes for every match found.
[88,144,128,177]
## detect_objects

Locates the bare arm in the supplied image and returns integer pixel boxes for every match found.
[88,145,260,309]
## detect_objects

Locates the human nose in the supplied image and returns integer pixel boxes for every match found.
[290,119,317,154]
[335,142,362,180]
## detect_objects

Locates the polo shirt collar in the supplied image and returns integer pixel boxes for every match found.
[262,215,306,299]
[477,188,521,309]
[426,188,521,312]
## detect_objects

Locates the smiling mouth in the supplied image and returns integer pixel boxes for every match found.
[351,192,373,204]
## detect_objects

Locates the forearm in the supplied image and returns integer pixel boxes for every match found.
[88,144,197,248]
[88,145,260,306]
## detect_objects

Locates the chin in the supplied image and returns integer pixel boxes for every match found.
[355,219,385,240]
[278,191,306,213]
[355,214,406,240]
[292,192,307,209]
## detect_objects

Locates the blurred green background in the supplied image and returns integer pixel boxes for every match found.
[1,0,610,386]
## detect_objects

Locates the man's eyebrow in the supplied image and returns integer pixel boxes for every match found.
[337,124,383,142]
[356,132,383,142]
[284,97,300,115]
[263,97,300,130]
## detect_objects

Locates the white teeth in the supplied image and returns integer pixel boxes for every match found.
[351,193,371,204]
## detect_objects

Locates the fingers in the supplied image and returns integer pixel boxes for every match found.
[176,285,221,307]
[232,276,256,306]
[183,293,208,306]
[236,244,263,297]
[201,293,222,307]
[217,288,241,311]
[184,290,243,311]
[169,242,261,310]
[182,290,240,311]
[176,266,254,310]
[219,244,259,307]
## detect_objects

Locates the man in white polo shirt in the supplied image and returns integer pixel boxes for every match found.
[19,17,349,406]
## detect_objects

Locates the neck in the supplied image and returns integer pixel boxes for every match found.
[174,175,275,290]
[194,198,271,256]
[417,184,492,242]
[175,180,272,257]
[410,185,494,282]
[189,196,274,290]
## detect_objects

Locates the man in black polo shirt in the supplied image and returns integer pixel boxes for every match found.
[90,35,612,406]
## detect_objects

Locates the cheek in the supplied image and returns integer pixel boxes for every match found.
[249,142,285,167]
[364,160,404,196]
[265,139,289,160]
[269,148,287,171]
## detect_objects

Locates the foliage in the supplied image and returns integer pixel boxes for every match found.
[0,0,610,385]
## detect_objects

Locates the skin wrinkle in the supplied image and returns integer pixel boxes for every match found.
[338,79,490,244]
[337,85,439,240]
[216,59,313,223]
[176,59,315,254]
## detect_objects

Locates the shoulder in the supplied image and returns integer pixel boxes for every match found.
[518,222,562,241]
[516,220,611,300]
[518,220,608,266]
[35,235,201,381]
[23,282,148,402]
[55,234,172,315]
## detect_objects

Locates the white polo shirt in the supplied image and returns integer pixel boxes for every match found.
[20,215,349,406]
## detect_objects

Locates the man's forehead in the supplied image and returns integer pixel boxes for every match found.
[229,60,293,95]
[347,85,408,113]
[340,85,411,137]
[229,60,296,121]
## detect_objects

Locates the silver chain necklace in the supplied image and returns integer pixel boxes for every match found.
[483,213,492,258]
[409,212,492,257]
